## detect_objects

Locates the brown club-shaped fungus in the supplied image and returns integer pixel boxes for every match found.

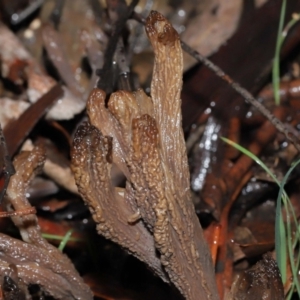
[3,143,93,300]
[71,11,219,300]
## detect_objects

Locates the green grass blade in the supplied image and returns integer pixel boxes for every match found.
[220,137,279,183]
[273,159,300,283]
[58,229,74,251]
[273,0,287,105]
[42,232,82,243]
[221,137,286,278]
[275,183,288,283]
[277,159,300,294]
[222,137,300,289]
[282,14,300,39]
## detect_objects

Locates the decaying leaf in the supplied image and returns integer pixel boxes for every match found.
[71,11,218,300]
[0,21,85,121]
[181,0,243,70]
[227,253,284,300]
[3,85,64,156]
[0,124,15,203]
[3,143,93,299]
[0,98,30,128]
[42,24,84,99]
[255,0,269,8]
[132,0,244,73]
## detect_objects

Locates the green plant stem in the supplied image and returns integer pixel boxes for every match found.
[273,0,287,105]
[42,232,82,243]
[278,161,300,295]
[221,137,300,295]
[275,163,296,283]
[58,229,74,251]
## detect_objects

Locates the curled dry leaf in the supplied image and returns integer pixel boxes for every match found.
[4,143,93,299]
[72,11,218,300]
[44,158,78,195]
[132,0,243,73]
[0,21,85,121]
[181,0,243,69]
[80,28,106,91]
[0,21,33,80]
[3,85,64,157]
[0,98,30,128]
[42,24,83,98]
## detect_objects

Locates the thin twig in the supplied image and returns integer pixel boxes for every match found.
[180,41,300,152]
[0,124,15,203]
[89,0,104,27]
[96,0,139,93]
[132,12,300,152]
[3,84,64,157]
[49,0,66,29]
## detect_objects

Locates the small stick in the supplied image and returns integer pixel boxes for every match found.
[89,0,104,27]
[3,84,63,157]
[0,207,36,218]
[216,170,253,299]
[132,12,300,152]
[49,0,66,29]
[0,124,15,203]
[180,41,300,152]
[96,0,139,93]
[10,0,44,25]
[210,223,222,266]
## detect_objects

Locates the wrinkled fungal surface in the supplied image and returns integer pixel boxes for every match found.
[4,144,93,300]
[71,11,218,300]
[72,122,167,281]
